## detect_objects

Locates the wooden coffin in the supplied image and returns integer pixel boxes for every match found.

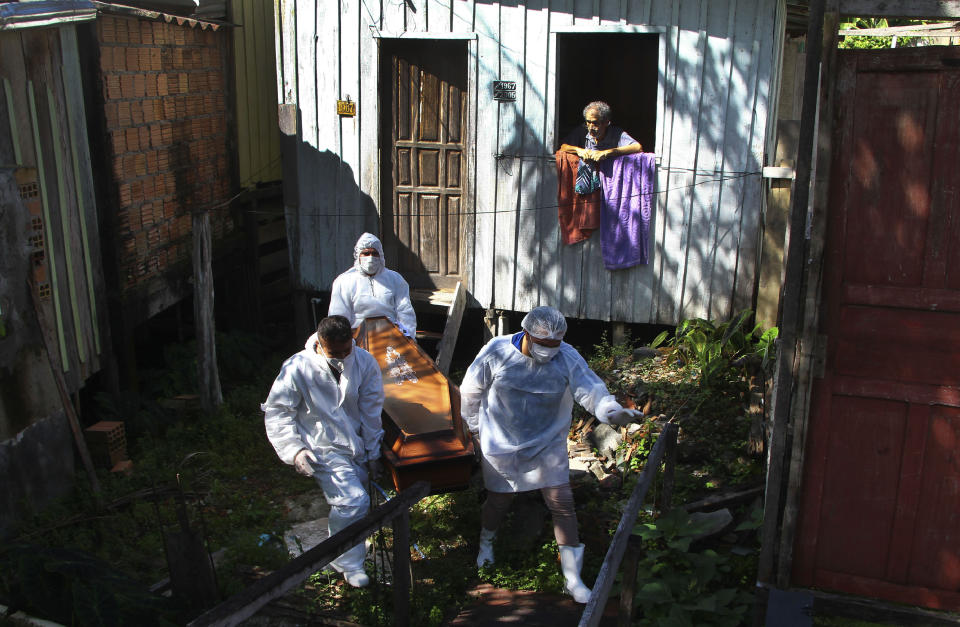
[355,317,475,492]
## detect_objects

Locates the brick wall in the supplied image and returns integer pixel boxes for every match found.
[96,15,233,289]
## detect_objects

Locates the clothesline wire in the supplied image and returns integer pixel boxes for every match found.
[240,170,759,219]
[493,153,761,176]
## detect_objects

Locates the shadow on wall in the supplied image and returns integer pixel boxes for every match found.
[279,105,380,329]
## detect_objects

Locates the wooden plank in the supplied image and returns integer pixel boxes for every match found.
[626,0,653,25]
[689,0,735,321]
[512,0,549,313]
[316,0,344,289]
[470,1,499,309]
[193,210,223,411]
[706,0,759,321]
[46,80,89,369]
[730,0,773,315]
[809,587,960,626]
[427,0,451,32]
[27,58,71,381]
[757,0,826,587]
[0,77,20,165]
[434,281,466,375]
[452,0,473,31]
[1,33,36,166]
[261,0,282,182]
[673,0,711,321]
[59,26,104,360]
[578,423,678,627]
[656,1,697,323]
[382,0,406,32]
[491,1,525,311]
[187,482,430,627]
[650,2,680,323]
[537,28,561,309]
[232,0,251,183]
[838,0,960,18]
[338,0,363,267]
[359,5,380,233]
[550,0,585,319]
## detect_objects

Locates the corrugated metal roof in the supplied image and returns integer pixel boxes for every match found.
[92,0,231,29]
[0,1,96,30]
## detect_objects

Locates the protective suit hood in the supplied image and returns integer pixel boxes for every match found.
[353,233,386,274]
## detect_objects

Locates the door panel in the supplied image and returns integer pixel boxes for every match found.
[793,48,960,610]
[381,40,467,288]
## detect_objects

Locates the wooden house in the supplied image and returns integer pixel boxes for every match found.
[761,0,960,621]
[274,0,785,326]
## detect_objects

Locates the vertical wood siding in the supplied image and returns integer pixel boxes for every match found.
[0,27,107,392]
[276,0,783,325]
[231,0,282,185]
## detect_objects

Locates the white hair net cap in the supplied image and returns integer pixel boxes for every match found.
[521,306,568,340]
[353,232,385,261]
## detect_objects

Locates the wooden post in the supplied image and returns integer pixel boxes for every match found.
[392,510,411,627]
[192,210,222,412]
[579,423,679,627]
[757,0,826,587]
[617,536,643,627]
[660,426,677,511]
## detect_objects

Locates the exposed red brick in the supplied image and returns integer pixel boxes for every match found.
[120,75,134,99]
[105,75,122,100]
[121,47,135,70]
[157,73,168,96]
[140,21,153,45]
[124,127,138,151]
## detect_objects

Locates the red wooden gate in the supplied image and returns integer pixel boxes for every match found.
[792,48,960,610]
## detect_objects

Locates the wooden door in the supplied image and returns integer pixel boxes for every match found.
[792,48,960,610]
[380,40,467,289]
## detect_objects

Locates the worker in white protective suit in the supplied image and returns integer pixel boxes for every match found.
[328,232,417,338]
[262,315,385,587]
[460,306,642,603]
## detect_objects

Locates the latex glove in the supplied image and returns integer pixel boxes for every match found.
[609,408,643,425]
[294,448,318,476]
[366,458,383,480]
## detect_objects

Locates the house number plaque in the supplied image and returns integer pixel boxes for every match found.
[492,81,517,101]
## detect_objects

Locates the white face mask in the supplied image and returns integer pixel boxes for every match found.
[319,343,351,372]
[529,342,561,364]
[359,256,382,275]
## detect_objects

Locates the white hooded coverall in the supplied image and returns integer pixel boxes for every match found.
[329,233,417,338]
[460,335,622,492]
[262,333,385,572]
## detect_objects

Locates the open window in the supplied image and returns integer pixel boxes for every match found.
[555,33,659,152]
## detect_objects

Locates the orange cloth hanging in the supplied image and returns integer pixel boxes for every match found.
[555,151,602,244]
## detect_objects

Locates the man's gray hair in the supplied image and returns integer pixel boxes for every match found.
[583,101,611,122]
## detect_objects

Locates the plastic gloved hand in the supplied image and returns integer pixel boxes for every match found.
[599,402,642,425]
[366,458,383,480]
[609,407,643,425]
[293,448,318,476]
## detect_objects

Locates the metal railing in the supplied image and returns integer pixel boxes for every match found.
[579,421,680,627]
[187,480,430,627]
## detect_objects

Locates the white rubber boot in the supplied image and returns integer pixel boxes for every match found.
[559,543,592,603]
[476,528,496,567]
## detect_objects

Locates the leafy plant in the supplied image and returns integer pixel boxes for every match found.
[630,508,753,626]
[650,310,778,385]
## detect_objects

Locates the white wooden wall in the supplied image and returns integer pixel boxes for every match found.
[275,0,784,325]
